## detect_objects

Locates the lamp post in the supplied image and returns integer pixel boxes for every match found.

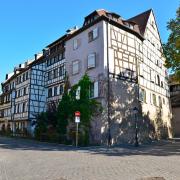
[133,107,139,147]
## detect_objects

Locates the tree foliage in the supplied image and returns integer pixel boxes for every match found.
[57,74,102,145]
[163,6,180,81]
[33,74,102,145]
[33,111,58,141]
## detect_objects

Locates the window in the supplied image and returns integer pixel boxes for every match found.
[150,70,155,82]
[12,82,15,89]
[50,57,54,65]
[73,39,78,50]
[161,81,164,88]
[18,76,21,84]
[18,89,21,97]
[159,96,162,108]
[53,68,58,78]
[22,102,26,112]
[88,53,96,69]
[89,82,98,98]
[23,74,25,81]
[157,75,160,86]
[48,71,52,80]
[17,104,20,113]
[54,55,58,63]
[59,66,65,77]
[89,83,94,98]
[129,24,134,29]
[163,98,165,105]
[88,28,98,42]
[47,59,51,66]
[139,44,142,52]
[59,84,64,95]
[59,51,65,60]
[48,88,52,97]
[151,21,155,29]
[152,94,157,106]
[54,86,58,96]
[72,60,79,75]
[26,72,28,80]
[139,63,144,77]
[139,88,146,102]
[23,87,27,95]
[15,91,18,98]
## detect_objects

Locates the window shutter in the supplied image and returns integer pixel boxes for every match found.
[76,86,81,100]
[139,63,144,77]
[73,39,78,50]
[93,28,98,39]
[94,82,98,98]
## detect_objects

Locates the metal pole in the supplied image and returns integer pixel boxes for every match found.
[135,113,139,147]
[76,122,79,147]
[106,20,111,146]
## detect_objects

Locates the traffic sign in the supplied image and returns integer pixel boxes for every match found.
[75,116,80,123]
[75,111,81,117]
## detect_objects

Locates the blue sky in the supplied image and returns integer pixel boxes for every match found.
[0,0,179,86]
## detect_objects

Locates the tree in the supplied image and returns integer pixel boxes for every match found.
[163,6,180,81]
[33,112,48,140]
[33,110,58,141]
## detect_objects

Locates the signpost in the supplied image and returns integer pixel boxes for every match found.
[75,111,80,147]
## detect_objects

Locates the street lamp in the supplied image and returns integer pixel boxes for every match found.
[133,107,139,147]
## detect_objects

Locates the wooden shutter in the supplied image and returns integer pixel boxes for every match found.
[94,82,98,98]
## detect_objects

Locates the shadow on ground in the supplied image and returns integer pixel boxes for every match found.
[0,136,180,157]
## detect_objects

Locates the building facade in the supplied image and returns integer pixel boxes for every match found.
[0,9,173,144]
[0,55,46,135]
[170,78,180,137]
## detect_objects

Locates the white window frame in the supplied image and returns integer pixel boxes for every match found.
[139,88,146,103]
[93,28,98,39]
[88,28,98,42]
[73,39,78,50]
[89,81,98,98]
[139,63,144,77]
[72,60,79,75]
[88,53,96,69]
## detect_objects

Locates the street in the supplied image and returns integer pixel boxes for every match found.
[0,137,180,180]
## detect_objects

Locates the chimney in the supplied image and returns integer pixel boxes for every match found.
[34,54,37,60]
[5,74,8,80]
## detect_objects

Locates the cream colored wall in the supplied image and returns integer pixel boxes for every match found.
[140,11,172,138]
[104,11,173,143]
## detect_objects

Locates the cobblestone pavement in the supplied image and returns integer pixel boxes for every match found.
[0,137,180,180]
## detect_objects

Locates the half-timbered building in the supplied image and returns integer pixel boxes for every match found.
[0,54,46,135]
[0,9,173,143]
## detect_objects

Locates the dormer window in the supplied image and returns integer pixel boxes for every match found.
[124,22,134,29]
[129,24,134,29]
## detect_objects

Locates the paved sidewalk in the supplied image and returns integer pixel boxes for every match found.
[0,137,180,180]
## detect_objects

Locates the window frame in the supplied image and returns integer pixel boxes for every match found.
[87,53,96,69]
[72,60,79,75]
[73,39,78,50]
[88,28,98,42]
